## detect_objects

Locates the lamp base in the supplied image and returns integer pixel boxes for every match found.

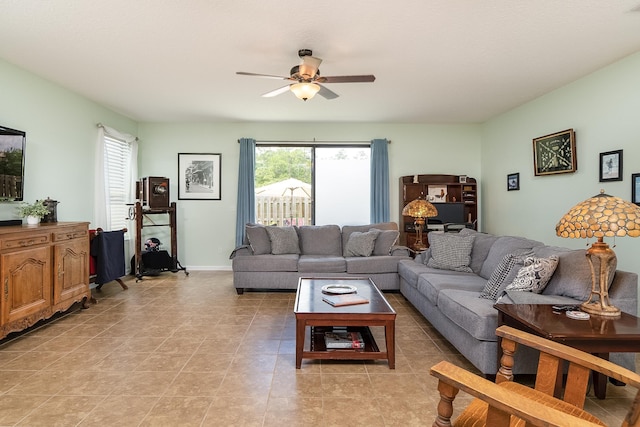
[582,238,621,317]
[580,301,621,317]
[412,242,427,252]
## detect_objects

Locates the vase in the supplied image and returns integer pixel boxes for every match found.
[26,215,40,225]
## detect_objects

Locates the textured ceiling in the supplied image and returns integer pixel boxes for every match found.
[1,1,640,123]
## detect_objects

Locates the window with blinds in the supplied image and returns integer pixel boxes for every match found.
[104,136,131,231]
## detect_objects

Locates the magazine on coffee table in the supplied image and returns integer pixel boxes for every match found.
[324,330,365,349]
[322,294,369,307]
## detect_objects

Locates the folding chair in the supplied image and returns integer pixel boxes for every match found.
[89,228,128,291]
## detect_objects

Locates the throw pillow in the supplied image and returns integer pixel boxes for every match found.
[426,233,475,272]
[371,228,399,255]
[245,225,271,255]
[479,252,530,300]
[505,255,559,293]
[265,226,300,255]
[344,230,380,257]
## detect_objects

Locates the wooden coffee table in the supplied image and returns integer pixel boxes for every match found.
[294,277,396,369]
[495,303,640,399]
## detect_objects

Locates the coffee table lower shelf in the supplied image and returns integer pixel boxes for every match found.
[301,326,387,363]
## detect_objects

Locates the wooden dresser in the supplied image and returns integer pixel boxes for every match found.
[0,222,90,340]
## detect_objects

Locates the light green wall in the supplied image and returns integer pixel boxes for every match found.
[137,122,481,268]
[481,51,640,280]
[0,58,138,224]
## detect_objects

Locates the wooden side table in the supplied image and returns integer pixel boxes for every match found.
[495,303,640,399]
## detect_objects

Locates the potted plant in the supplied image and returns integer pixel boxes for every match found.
[18,200,49,225]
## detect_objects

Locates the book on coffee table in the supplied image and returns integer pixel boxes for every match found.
[324,331,365,349]
[322,294,369,307]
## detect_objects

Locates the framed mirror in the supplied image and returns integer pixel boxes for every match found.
[0,126,26,201]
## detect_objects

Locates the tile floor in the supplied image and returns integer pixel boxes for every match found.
[0,271,636,426]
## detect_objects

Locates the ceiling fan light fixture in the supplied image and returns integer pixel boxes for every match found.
[290,82,320,101]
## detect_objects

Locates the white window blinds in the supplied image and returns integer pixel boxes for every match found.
[104,135,131,231]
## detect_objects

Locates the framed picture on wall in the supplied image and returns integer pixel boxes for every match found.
[507,173,520,191]
[600,150,623,182]
[632,173,640,205]
[532,129,577,176]
[178,153,222,200]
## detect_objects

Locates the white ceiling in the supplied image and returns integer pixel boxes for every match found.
[1,1,640,123]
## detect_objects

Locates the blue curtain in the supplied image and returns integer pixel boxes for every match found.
[235,138,256,246]
[370,138,390,223]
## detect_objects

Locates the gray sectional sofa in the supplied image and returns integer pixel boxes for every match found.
[230,222,411,294]
[398,228,638,375]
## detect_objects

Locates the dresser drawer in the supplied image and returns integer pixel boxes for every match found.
[52,227,87,242]
[1,233,51,250]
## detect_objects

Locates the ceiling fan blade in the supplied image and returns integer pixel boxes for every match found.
[317,84,339,100]
[262,85,291,98]
[299,56,322,79]
[236,71,292,80]
[316,75,376,84]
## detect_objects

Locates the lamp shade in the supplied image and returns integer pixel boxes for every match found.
[556,190,640,239]
[402,197,438,218]
[290,82,320,101]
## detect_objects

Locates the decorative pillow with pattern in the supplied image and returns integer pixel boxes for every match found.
[345,230,380,257]
[265,226,300,255]
[426,233,475,272]
[505,255,559,293]
[479,252,530,300]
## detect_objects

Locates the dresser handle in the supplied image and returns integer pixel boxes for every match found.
[3,278,7,301]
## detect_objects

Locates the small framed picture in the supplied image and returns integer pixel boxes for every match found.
[599,150,623,182]
[178,153,222,200]
[632,173,640,205]
[459,175,467,183]
[533,129,577,176]
[507,173,520,191]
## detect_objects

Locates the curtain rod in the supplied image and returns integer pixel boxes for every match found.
[239,139,390,144]
[97,123,139,141]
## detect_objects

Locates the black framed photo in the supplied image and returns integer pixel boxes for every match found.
[532,129,577,176]
[599,150,623,182]
[178,153,222,200]
[507,173,520,191]
[632,173,640,205]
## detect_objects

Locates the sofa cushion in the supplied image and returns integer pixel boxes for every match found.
[505,255,559,293]
[416,271,487,306]
[479,236,543,279]
[437,289,500,342]
[246,225,271,255]
[498,290,580,305]
[298,225,342,256]
[298,255,346,273]
[458,228,499,274]
[479,252,530,301]
[265,226,300,255]
[344,230,380,257]
[534,246,614,301]
[346,255,406,274]
[398,258,429,289]
[371,229,400,255]
[341,222,397,253]
[232,254,299,272]
[427,232,475,272]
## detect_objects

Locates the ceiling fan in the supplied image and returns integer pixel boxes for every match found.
[236,49,375,101]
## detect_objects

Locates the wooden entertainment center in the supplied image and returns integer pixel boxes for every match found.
[0,222,90,340]
[399,174,477,248]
